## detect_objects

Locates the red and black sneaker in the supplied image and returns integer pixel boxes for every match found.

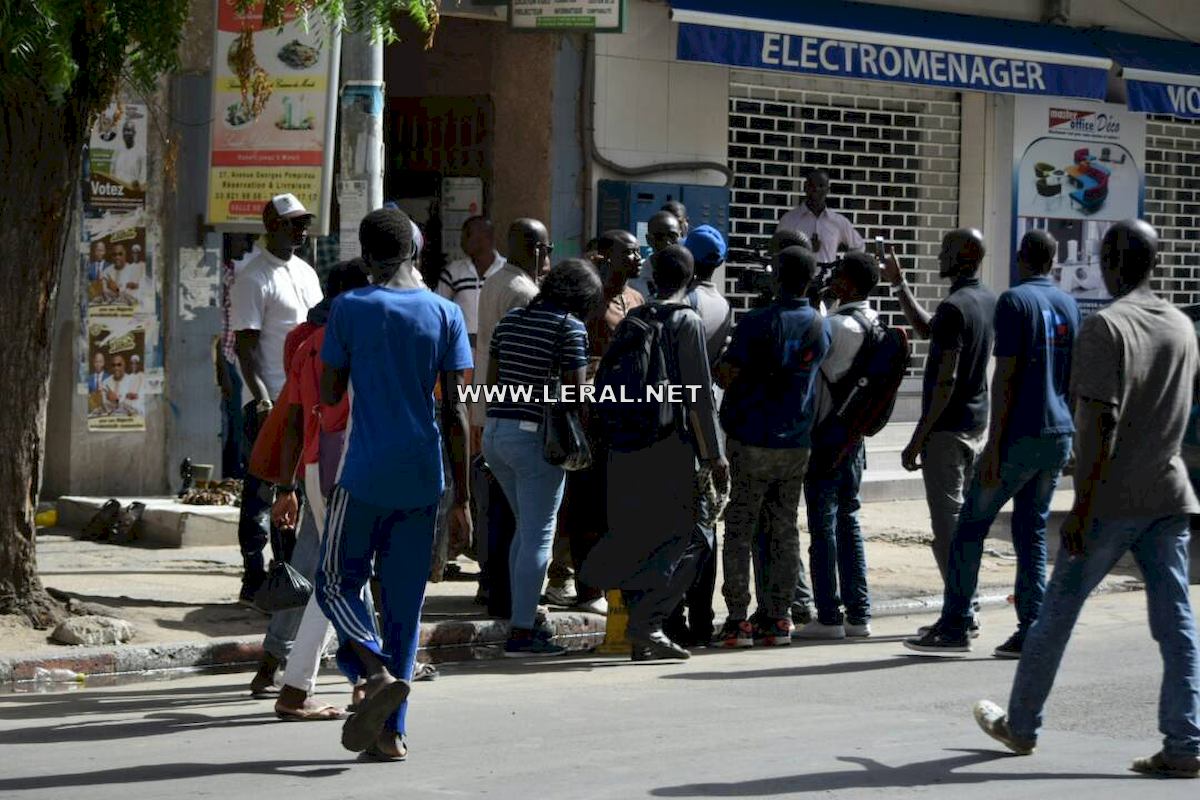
[753,617,793,647]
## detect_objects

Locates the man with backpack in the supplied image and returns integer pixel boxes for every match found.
[581,245,727,660]
[905,230,1079,658]
[795,252,887,640]
[715,246,831,648]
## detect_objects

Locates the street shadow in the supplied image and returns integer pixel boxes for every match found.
[659,655,933,681]
[650,749,1135,796]
[0,759,350,791]
[0,679,265,721]
[0,710,276,745]
[156,605,270,637]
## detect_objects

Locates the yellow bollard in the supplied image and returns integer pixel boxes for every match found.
[34,509,57,528]
[595,589,629,654]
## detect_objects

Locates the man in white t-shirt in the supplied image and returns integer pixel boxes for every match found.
[229,193,323,602]
[777,169,865,265]
[112,120,146,189]
[438,216,505,351]
[101,354,145,417]
[101,243,147,308]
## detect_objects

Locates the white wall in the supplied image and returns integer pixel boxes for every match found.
[592,0,730,190]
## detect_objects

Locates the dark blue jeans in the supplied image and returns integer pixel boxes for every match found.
[237,401,294,593]
[804,442,869,626]
[939,433,1072,636]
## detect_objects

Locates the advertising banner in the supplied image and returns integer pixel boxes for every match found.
[1012,96,1146,316]
[509,0,624,32]
[207,0,340,232]
[86,102,148,215]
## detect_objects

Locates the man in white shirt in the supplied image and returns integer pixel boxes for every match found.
[777,169,865,265]
[795,252,881,641]
[101,354,145,417]
[112,120,146,189]
[229,193,323,603]
[101,243,147,308]
[437,216,505,350]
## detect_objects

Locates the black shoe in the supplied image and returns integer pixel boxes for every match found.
[629,630,690,660]
[993,631,1025,659]
[904,623,971,655]
[790,603,816,627]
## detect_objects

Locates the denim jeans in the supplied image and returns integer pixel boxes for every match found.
[939,433,1072,635]
[483,418,567,629]
[805,442,869,626]
[1007,514,1200,757]
[237,401,295,591]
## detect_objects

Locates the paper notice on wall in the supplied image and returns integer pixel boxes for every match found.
[178,246,217,321]
[338,179,367,260]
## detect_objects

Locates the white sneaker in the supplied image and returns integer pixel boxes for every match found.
[792,620,846,640]
[576,596,608,616]
[845,622,872,638]
[544,580,578,607]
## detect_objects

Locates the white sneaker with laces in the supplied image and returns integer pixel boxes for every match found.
[792,620,846,640]
[544,579,578,607]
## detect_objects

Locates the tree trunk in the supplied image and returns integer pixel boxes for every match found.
[0,83,89,626]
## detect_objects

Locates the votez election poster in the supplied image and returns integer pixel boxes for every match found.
[86,102,148,215]
[206,0,339,232]
[1012,95,1146,317]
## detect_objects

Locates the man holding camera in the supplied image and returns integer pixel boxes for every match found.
[777,169,865,266]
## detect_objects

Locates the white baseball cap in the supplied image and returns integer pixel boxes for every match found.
[263,193,313,225]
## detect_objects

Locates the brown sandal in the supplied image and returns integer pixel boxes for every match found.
[274,703,347,722]
[362,736,408,762]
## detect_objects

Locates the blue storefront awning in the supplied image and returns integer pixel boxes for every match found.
[670,0,1112,101]
[1090,30,1200,120]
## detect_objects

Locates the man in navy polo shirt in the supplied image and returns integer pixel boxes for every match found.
[715,246,830,648]
[905,229,1079,657]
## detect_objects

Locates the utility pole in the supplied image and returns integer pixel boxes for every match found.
[336,29,385,259]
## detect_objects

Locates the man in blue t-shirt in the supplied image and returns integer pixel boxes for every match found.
[715,246,831,648]
[905,230,1080,658]
[316,207,473,762]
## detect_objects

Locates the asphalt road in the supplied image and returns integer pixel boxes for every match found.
[0,588,1195,799]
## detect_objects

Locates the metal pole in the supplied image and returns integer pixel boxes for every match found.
[336,30,385,258]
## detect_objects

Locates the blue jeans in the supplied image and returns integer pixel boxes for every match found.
[316,486,436,735]
[805,442,869,626]
[940,433,1072,635]
[1007,514,1200,757]
[483,418,566,630]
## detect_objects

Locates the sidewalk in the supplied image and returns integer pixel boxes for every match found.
[1,491,1145,684]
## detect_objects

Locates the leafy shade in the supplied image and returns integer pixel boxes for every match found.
[0,0,189,109]
[240,0,441,46]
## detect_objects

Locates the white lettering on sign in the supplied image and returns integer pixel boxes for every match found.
[1027,62,1045,90]
[1169,84,1200,115]
[761,32,782,65]
[904,48,929,80]
[879,46,903,77]
[859,42,878,75]
[819,39,839,71]
[801,37,818,69]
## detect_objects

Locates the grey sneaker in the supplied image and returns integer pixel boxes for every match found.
[973,700,1036,755]
[543,579,577,607]
[792,620,846,640]
[1130,751,1199,779]
[845,621,872,638]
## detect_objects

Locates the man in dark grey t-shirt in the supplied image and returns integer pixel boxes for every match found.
[974,220,1200,779]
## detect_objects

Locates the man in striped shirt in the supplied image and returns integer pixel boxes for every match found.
[438,216,505,350]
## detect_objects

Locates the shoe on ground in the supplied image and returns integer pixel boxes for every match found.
[717,618,754,649]
[575,595,608,616]
[1130,750,1200,779]
[753,617,793,647]
[973,700,1036,755]
[792,620,846,640]
[629,630,690,660]
[918,617,980,639]
[845,621,872,638]
[993,631,1025,660]
[504,628,567,658]
[904,623,971,655]
[790,603,816,627]
[543,580,578,607]
[472,586,489,606]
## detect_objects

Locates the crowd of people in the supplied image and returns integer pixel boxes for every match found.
[218,174,1198,776]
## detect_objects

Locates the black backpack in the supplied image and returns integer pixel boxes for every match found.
[809,309,910,475]
[593,303,690,453]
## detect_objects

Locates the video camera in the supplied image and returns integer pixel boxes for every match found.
[729,235,886,309]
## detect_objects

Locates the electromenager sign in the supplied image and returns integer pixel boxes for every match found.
[676,24,1108,100]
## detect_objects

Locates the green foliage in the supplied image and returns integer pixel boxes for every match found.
[240,0,440,45]
[0,0,189,112]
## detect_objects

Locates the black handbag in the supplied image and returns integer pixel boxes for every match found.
[254,559,313,612]
[542,312,593,472]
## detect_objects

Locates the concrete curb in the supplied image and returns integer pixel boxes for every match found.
[0,579,1143,686]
